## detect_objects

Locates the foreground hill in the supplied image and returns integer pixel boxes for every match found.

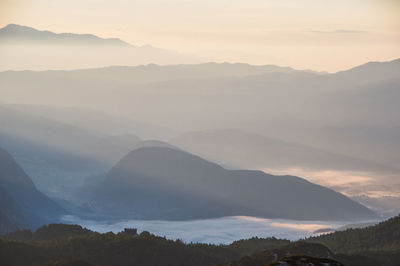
[0,147,64,234]
[0,230,345,266]
[0,224,289,266]
[222,242,342,266]
[2,214,400,265]
[226,214,400,266]
[93,146,375,220]
[307,214,400,254]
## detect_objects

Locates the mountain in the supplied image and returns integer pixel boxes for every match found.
[0,147,64,234]
[170,129,388,173]
[329,58,400,88]
[0,106,143,192]
[93,146,376,220]
[1,59,399,211]
[0,60,398,170]
[5,104,174,139]
[0,24,198,70]
[0,24,130,46]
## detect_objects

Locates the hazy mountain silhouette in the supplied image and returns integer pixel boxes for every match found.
[0,24,198,70]
[330,58,400,87]
[94,147,376,221]
[5,104,174,139]
[0,24,130,46]
[0,147,64,233]
[0,59,398,175]
[1,59,399,214]
[170,129,390,173]
[0,106,142,191]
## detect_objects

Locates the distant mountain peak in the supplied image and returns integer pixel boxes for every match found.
[0,24,131,46]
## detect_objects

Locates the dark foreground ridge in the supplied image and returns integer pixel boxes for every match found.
[1,214,399,266]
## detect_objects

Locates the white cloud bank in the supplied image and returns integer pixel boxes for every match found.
[60,215,375,244]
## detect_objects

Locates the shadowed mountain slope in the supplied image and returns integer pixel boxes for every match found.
[0,147,65,233]
[94,147,376,221]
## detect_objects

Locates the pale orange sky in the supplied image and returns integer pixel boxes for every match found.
[1,0,399,71]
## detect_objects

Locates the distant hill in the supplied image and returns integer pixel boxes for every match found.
[0,24,130,46]
[330,58,400,87]
[170,129,388,173]
[0,147,64,234]
[0,106,143,191]
[0,24,198,70]
[5,104,173,139]
[93,146,376,220]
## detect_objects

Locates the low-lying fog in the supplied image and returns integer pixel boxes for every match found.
[61,215,380,244]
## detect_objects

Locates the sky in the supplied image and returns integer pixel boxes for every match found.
[1,0,400,71]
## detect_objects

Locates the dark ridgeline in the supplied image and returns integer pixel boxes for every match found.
[0,147,64,234]
[226,215,400,266]
[306,214,400,254]
[93,146,376,221]
[1,215,400,266]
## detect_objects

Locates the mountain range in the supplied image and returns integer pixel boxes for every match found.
[0,24,198,70]
[0,24,130,46]
[1,57,399,215]
[1,59,398,174]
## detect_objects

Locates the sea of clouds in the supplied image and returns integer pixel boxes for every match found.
[61,215,353,244]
